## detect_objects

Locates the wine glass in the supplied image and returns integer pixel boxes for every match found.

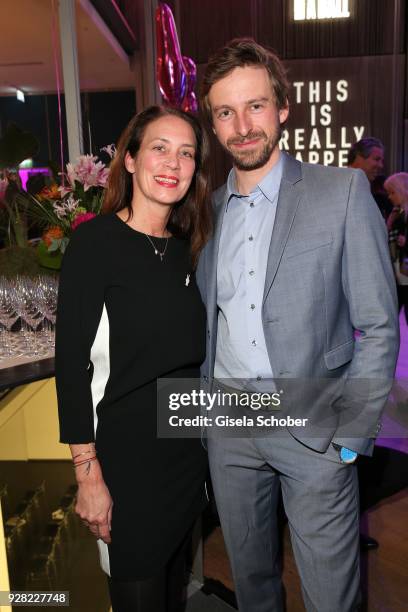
[14,278,44,357]
[10,276,32,355]
[0,278,20,356]
[36,276,58,349]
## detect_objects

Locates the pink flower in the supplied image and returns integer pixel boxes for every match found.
[71,212,96,230]
[63,155,110,192]
[53,195,80,219]
[100,144,116,159]
[59,185,72,198]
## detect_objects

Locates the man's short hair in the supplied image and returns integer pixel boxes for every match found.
[347,137,384,165]
[199,38,289,124]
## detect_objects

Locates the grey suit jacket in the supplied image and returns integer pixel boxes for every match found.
[197,153,399,456]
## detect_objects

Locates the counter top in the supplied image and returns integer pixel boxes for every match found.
[0,357,55,392]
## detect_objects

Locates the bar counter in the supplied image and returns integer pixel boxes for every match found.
[0,357,55,392]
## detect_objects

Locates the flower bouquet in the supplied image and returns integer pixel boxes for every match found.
[30,148,114,269]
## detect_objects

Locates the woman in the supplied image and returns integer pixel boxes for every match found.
[385,172,408,322]
[55,106,212,611]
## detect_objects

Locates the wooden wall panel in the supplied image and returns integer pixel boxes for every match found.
[102,0,405,61]
[256,0,286,55]
[179,0,255,64]
[283,0,404,58]
[177,0,405,61]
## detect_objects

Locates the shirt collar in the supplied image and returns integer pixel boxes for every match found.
[225,152,283,210]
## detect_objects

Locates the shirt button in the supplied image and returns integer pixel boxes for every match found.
[251,339,257,346]
[249,202,254,208]
[250,304,255,310]
[256,376,262,381]
[248,235,253,241]
[249,270,255,276]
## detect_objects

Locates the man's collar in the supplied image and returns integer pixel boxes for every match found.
[225,152,283,210]
[257,154,283,202]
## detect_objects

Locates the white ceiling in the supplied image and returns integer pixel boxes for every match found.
[0,0,135,96]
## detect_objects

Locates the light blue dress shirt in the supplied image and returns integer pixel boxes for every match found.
[214,154,283,386]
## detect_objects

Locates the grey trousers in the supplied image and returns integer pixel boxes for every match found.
[207,432,360,612]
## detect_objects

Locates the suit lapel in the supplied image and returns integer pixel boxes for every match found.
[263,154,303,304]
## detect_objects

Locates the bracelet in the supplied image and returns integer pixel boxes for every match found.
[72,448,96,460]
[73,455,98,476]
[73,456,97,468]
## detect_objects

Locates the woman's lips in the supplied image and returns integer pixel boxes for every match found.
[153,175,179,188]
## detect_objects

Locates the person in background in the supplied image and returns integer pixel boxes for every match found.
[56,105,212,612]
[348,137,392,219]
[385,172,408,323]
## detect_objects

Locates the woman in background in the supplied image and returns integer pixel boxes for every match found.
[385,172,408,323]
[56,106,212,612]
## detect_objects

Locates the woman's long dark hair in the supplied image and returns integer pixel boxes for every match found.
[102,105,212,267]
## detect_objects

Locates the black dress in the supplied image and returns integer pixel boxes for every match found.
[55,213,207,580]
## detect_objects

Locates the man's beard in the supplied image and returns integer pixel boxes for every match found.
[224,129,280,171]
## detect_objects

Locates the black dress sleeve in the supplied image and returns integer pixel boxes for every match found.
[55,221,105,443]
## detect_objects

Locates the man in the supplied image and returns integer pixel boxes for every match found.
[348,137,392,219]
[197,39,399,612]
[347,137,384,183]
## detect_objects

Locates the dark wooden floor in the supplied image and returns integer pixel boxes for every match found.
[203,488,408,611]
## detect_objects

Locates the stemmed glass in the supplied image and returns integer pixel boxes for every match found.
[36,276,58,349]
[0,278,21,357]
[10,276,31,354]
[22,279,46,357]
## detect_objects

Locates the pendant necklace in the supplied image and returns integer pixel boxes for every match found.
[144,233,169,262]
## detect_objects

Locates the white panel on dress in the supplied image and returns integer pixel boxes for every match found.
[89,304,111,576]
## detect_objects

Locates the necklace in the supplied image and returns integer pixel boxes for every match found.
[144,233,169,262]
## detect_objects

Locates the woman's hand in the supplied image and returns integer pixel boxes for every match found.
[75,458,113,543]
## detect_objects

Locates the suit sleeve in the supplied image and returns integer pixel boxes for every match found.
[55,223,105,443]
[333,169,399,454]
